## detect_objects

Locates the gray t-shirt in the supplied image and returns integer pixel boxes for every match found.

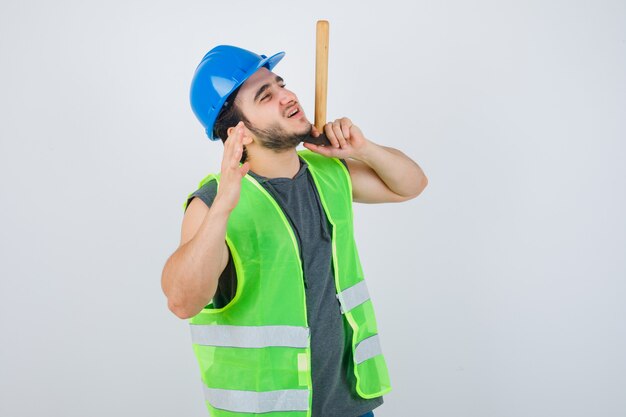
[186,157,383,417]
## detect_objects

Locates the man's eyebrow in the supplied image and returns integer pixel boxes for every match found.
[253,76,285,102]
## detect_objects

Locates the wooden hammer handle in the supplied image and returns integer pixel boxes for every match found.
[315,20,329,133]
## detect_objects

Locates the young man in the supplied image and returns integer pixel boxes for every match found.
[161,45,428,417]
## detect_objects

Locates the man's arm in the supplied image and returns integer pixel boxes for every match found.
[161,122,250,319]
[344,144,426,203]
[304,118,428,203]
[161,198,231,319]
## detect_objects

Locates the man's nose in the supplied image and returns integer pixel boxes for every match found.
[278,88,297,105]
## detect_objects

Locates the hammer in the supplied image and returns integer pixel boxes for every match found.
[304,20,332,146]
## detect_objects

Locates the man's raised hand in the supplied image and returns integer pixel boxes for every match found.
[213,121,250,213]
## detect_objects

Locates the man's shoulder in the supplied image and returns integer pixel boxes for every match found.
[185,176,219,211]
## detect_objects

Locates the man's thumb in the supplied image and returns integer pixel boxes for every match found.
[240,162,250,176]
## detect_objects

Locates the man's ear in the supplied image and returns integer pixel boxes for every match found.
[242,130,254,146]
[226,124,254,146]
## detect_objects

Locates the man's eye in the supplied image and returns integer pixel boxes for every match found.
[261,94,271,101]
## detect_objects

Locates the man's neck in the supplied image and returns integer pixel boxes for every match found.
[247,147,301,179]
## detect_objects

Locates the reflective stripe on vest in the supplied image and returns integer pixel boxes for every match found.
[354,334,382,364]
[336,280,370,314]
[190,324,310,348]
[203,386,310,413]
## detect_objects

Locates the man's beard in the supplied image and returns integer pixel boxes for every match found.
[243,119,312,151]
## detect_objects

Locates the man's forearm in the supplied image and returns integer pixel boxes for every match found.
[354,141,427,198]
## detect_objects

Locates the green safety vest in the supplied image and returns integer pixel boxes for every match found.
[184,150,391,416]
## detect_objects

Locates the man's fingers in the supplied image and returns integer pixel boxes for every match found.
[303,142,334,157]
[223,123,238,153]
[340,118,352,139]
[232,138,243,166]
[324,122,339,148]
[331,120,346,148]
[223,122,245,170]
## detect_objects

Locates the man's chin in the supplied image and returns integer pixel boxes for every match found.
[296,123,313,140]
[248,121,313,151]
[280,124,312,146]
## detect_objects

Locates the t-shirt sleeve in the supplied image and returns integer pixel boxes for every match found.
[185,179,218,212]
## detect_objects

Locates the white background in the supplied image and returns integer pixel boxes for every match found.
[1,0,625,416]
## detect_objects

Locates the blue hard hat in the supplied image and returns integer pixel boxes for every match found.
[190,45,285,141]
